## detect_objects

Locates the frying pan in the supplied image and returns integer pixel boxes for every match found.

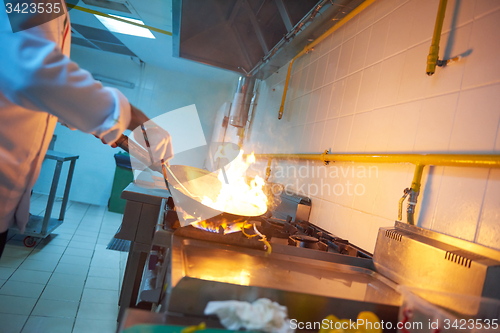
[114,134,267,225]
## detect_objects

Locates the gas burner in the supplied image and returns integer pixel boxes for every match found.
[288,235,328,251]
[162,198,372,258]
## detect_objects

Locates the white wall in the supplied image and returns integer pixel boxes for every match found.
[240,0,500,252]
[34,46,237,205]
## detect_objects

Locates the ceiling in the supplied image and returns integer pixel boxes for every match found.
[68,0,238,82]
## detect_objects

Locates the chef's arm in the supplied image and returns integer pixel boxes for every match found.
[128,104,149,131]
[0,25,130,145]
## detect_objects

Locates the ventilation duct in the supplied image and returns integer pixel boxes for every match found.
[173,0,365,79]
[229,76,255,128]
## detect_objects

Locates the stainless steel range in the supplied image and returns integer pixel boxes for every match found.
[138,192,401,327]
[118,186,500,331]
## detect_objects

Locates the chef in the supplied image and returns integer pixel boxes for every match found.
[0,2,172,257]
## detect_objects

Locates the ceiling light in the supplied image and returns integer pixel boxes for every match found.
[95,14,155,39]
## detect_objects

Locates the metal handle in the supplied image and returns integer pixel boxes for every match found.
[114,134,162,173]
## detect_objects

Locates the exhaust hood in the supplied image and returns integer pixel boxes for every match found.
[172,0,366,79]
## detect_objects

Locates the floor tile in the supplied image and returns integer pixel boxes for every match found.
[40,236,70,247]
[40,284,83,302]
[63,247,94,258]
[54,263,89,276]
[0,313,28,333]
[18,259,58,272]
[9,269,52,285]
[27,250,63,261]
[81,288,118,304]
[30,244,66,255]
[67,241,95,250]
[73,317,117,333]
[56,229,77,236]
[71,236,97,244]
[0,295,37,315]
[81,214,103,222]
[48,272,86,288]
[93,249,120,260]
[49,233,73,240]
[31,299,79,318]
[0,267,16,280]
[84,276,119,291]
[74,230,99,238]
[77,301,118,320]
[93,244,108,252]
[0,256,26,269]
[96,238,111,245]
[64,211,87,219]
[5,240,28,249]
[59,254,91,266]
[97,232,115,240]
[91,257,119,269]
[0,280,45,298]
[21,316,75,333]
[2,246,33,258]
[88,266,120,279]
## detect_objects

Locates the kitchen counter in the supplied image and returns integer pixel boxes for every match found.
[117,182,171,322]
[118,309,224,332]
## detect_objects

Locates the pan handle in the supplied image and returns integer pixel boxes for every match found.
[115,134,163,173]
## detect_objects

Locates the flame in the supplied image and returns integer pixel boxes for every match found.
[191,219,250,234]
[176,206,202,225]
[201,151,268,216]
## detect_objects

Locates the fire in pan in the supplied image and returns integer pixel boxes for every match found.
[115,134,269,233]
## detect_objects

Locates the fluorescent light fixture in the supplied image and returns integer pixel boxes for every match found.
[95,14,155,39]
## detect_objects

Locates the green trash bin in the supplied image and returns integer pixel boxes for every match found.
[108,152,134,214]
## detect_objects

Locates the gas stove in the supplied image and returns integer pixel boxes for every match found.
[161,195,372,259]
[118,184,500,332]
[145,194,402,328]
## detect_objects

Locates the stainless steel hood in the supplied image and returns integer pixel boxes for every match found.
[172,0,365,79]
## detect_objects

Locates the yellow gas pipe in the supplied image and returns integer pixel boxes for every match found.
[278,0,376,119]
[254,153,500,225]
[426,0,448,75]
[406,164,424,225]
[265,158,272,181]
[254,153,500,168]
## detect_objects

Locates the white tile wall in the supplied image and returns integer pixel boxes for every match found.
[244,0,500,252]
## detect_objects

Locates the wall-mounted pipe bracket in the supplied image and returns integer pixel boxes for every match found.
[321,150,330,165]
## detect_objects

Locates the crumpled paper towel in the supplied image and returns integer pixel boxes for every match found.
[204,298,293,333]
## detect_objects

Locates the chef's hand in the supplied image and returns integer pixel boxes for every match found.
[96,104,147,146]
[128,105,174,166]
[98,104,173,164]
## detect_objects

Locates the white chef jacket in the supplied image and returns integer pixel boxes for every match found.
[0,3,131,233]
